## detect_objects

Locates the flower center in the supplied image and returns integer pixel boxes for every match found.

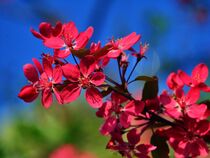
[79,77,91,89]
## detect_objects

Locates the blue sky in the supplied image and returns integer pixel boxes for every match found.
[0,0,210,119]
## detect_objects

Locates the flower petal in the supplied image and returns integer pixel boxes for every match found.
[42,88,53,108]
[100,116,117,135]
[54,49,71,59]
[61,84,81,104]
[187,104,207,119]
[43,58,53,78]
[53,88,63,105]
[63,21,79,40]
[32,58,43,74]
[62,64,80,82]
[119,32,141,50]
[185,88,200,105]
[23,64,39,83]
[192,63,209,85]
[53,66,62,83]
[85,87,102,108]
[178,70,192,86]
[80,55,96,76]
[18,85,38,102]
[107,49,122,58]
[90,72,105,86]
[43,37,65,49]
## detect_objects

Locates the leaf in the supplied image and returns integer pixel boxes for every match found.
[71,48,90,58]
[134,76,155,82]
[142,76,158,101]
[93,45,111,59]
[151,133,169,158]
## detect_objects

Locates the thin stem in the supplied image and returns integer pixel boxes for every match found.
[72,54,80,69]
[127,79,136,85]
[105,75,121,87]
[108,86,134,100]
[127,58,140,82]
[117,57,123,84]
[148,111,176,127]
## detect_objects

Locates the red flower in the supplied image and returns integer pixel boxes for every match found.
[178,63,210,92]
[166,72,184,90]
[31,22,64,49]
[31,21,93,58]
[131,43,149,59]
[161,88,207,120]
[18,58,63,108]
[107,32,140,58]
[50,144,97,158]
[165,118,210,158]
[61,56,104,108]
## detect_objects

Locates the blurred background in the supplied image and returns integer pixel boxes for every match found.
[0,0,210,157]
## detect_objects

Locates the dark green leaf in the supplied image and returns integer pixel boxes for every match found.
[151,133,169,158]
[142,76,158,101]
[134,76,155,82]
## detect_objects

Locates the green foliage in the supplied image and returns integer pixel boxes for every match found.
[0,100,121,158]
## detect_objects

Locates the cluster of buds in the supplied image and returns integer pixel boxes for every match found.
[18,21,210,158]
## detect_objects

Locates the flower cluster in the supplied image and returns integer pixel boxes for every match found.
[18,21,210,158]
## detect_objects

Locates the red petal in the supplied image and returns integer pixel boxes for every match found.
[18,85,38,102]
[62,64,80,82]
[107,49,122,58]
[43,58,53,78]
[63,21,79,40]
[74,34,88,50]
[53,88,63,105]
[127,128,141,145]
[41,88,53,108]
[43,37,65,49]
[192,63,209,85]
[195,120,210,136]
[52,21,63,37]
[90,72,105,86]
[61,84,81,104]
[178,70,192,86]
[80,56,96,76]
[185,88,200,104]
[85,87,102,108]
[100,116,117,135]
[54,49,71,58]
[39,22,52,38]
[167,72,184,90]
[23,64,39,83]
[83,26,94,39]
[187,104,207,119]
[30,28,44,39]
[124,100,145,115]
[119,32,141,50]
[119,112,132,128]
[53,66,62,83]
[32,58,43,74]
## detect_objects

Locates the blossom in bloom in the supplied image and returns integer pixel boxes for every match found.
[161,88,207,120]
[61,55,105,108]
[97,92,128,135]
[31,22,64,49]
[166,72,184,90]
[165,118,210,158]
[178,63,210,92]
[49,144,97,158]
[131,43,149,59]
[18,58,63,108]
[31,21,93,58]
[107,32,140,58]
